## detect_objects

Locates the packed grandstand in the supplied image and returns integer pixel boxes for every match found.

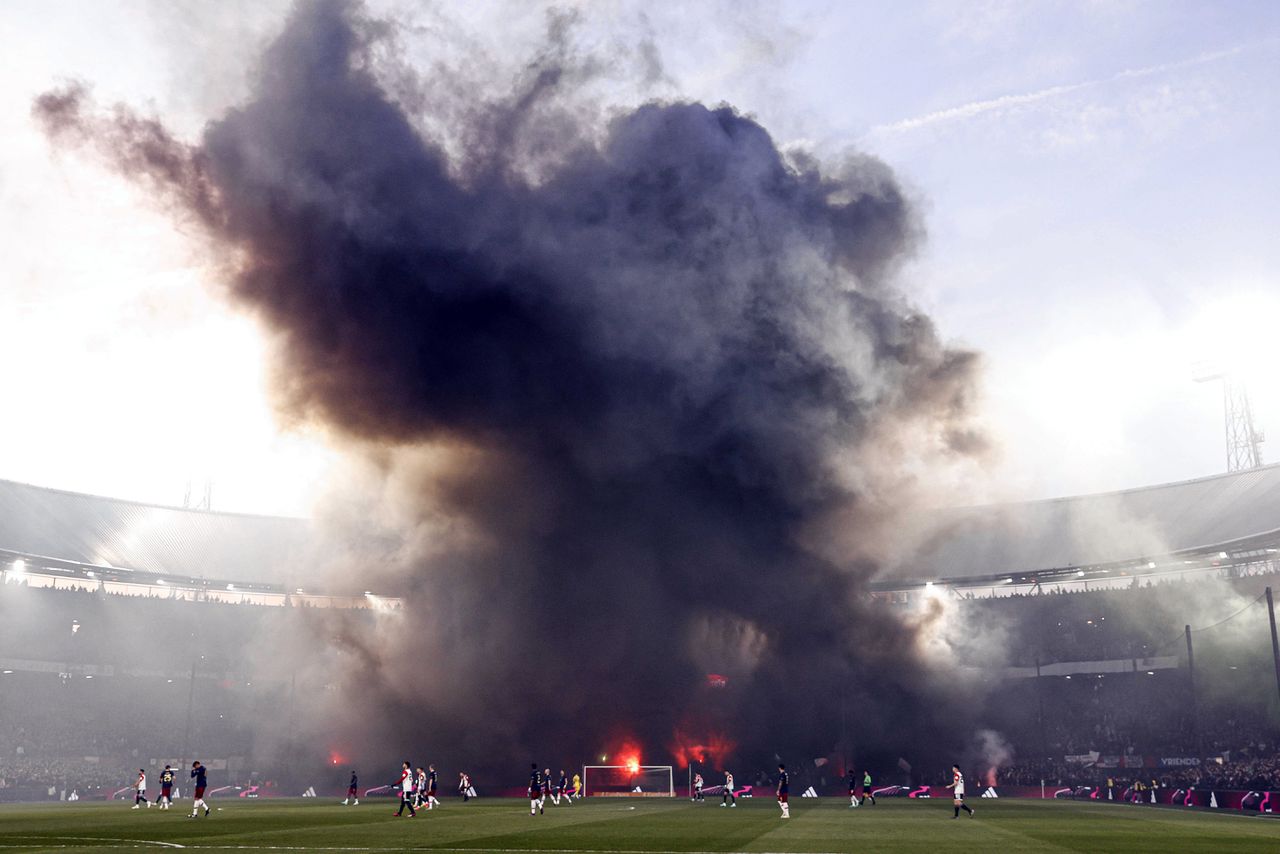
[2,467,1278,803]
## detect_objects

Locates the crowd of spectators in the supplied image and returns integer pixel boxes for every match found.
[0,756,121,793]
[0,583,303,795]
[997,750,1280,791]
[0,670,258,792]
[956,565,1279,667]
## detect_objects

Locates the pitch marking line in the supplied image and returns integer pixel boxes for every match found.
[0,838,185,849]
[0,845,843,854]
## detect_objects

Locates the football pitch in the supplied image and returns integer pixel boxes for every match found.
[1,797,1278,854]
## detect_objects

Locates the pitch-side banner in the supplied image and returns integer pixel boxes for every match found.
[1157,757,1201,768]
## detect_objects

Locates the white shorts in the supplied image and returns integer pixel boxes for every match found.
[954,788,965,798]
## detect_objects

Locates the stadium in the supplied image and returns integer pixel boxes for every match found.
[2,465,1279,849]
[4,1,1280,851]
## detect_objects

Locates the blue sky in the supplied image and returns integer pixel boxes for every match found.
[660,0,1280,498]
[0,0,1277,514]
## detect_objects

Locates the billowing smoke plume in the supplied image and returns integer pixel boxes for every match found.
[35,0,985,777]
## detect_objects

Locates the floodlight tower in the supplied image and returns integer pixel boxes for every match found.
[1194,368,1265,471]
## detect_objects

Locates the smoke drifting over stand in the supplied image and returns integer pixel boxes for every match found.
[36,0,985,774]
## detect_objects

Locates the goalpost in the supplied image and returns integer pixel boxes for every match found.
[581,765,674,797]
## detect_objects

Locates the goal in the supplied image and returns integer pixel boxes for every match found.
[582,765,675,797]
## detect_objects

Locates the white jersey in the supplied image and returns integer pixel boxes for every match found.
[952,770,965,796]
[137,774,146,790]
[400,770,413,793]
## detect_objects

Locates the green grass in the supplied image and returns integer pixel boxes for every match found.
[1,797,1278,853]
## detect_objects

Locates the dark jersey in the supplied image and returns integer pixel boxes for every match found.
[349,773,358,789]
[161,770,175,787]
[428,770,437,792]
[192,766,207,787]
[529,769,541,794]
[558,774,568,790]
[777,771,789,795]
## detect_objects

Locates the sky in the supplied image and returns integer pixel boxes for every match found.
[0,0,1277,516]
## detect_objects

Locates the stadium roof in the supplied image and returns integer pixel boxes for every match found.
[894,463,1280,583]
[4,463,1280,588]
[0,477,311,584]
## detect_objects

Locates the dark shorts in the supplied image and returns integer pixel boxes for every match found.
[529,789,539,799]
[162,786,172,794]
[778,792,789,803]
[195,786,206,799]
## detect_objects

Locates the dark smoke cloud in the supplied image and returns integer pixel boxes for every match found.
[35,0,985,777]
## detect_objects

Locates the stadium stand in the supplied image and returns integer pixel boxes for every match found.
[0,581,330,800]
[1,472,1277,800]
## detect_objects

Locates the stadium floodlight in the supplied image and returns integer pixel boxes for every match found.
[226,583,235,591]
[581,765,674,798]
[11,558,25,575]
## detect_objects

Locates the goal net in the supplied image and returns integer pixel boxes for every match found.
[582,765,674,797]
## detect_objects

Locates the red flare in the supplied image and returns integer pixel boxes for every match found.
[670,729,735,769]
